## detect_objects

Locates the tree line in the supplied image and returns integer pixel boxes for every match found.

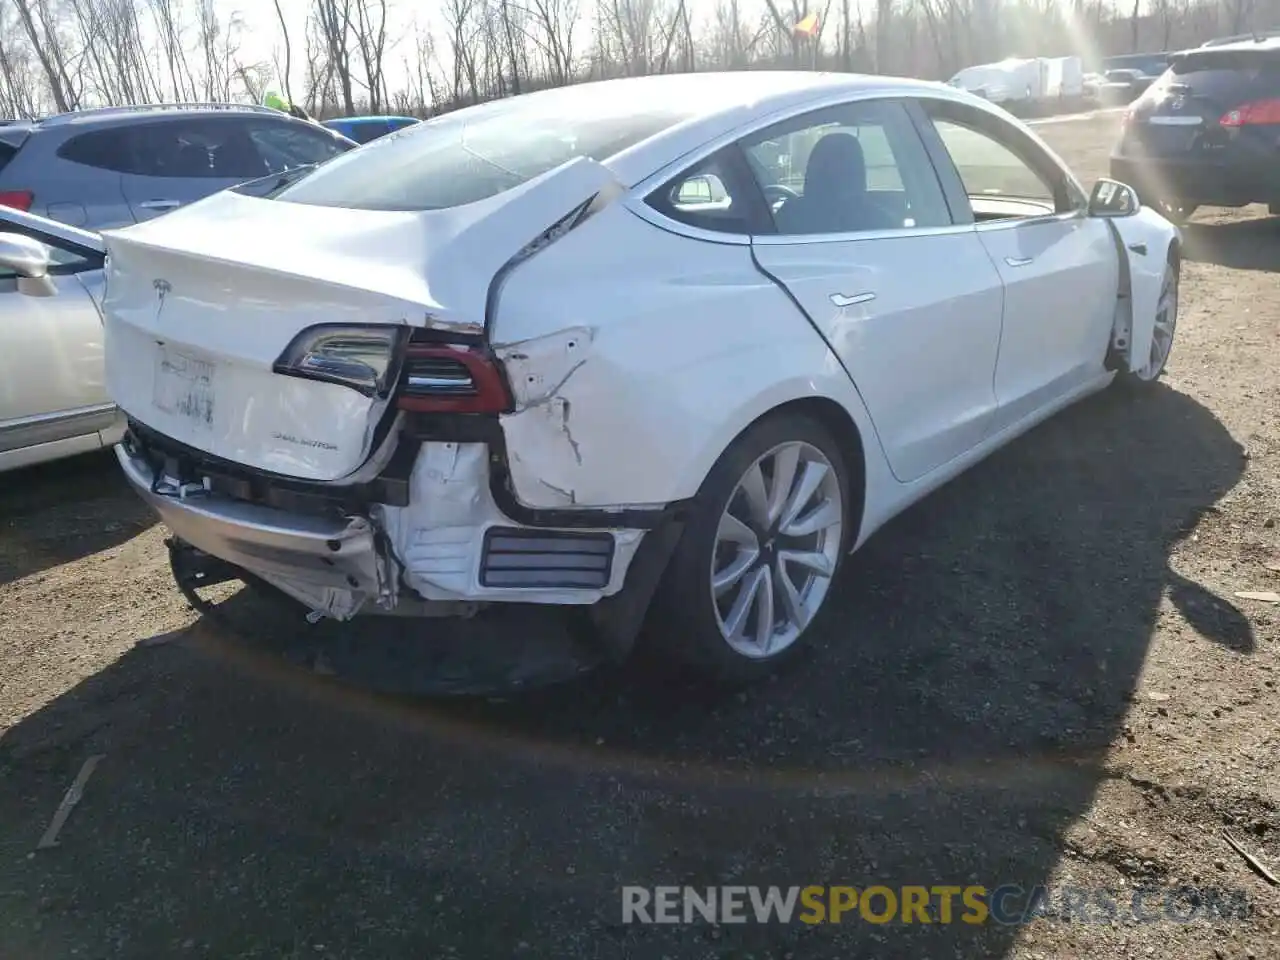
[0,0,1275,120]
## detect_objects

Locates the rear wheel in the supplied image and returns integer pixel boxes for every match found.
[648,412,852,685]
[1119,253,1179,387]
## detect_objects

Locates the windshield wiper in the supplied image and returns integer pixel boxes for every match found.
[263,163,318,195]
[234,163,318,198]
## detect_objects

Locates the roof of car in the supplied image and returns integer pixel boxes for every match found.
[477,71,950,119]
[1177,35,1280,56]
[32,103,288,129]
[324,116,419,125]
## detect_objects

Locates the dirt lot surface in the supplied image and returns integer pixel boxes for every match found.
[2,109,1279,959]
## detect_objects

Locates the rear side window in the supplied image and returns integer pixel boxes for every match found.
[58,119,277,179]
[647,148,757,235]
[132,119,268,179]
[275,104,692,211]
[0,143,16,175]
[57,129,137,173]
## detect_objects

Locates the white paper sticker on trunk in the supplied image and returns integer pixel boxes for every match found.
[153,345,216,430]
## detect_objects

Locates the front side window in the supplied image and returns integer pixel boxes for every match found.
[0,225,99,281]
[923,108,1071,221]
[274,98,694,212]
[739,100,951,236]
[249,121,347,174]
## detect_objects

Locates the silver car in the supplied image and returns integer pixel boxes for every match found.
[0,104,354,231]
[0,206,120,471]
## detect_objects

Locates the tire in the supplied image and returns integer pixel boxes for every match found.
[1117,251,1179,388]
[647,411,853,686]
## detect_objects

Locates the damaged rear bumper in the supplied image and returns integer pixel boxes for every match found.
[117,442,393,618]
[116,422,683,647]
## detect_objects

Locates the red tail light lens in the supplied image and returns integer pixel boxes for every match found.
[396,343,513,414]
[0,190,33,211]
[1219,98,1280,126]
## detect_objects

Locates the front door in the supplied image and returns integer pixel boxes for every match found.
[742,99,1006,483]
[0,217,112,454]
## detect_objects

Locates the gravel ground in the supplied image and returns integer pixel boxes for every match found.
[1,110,1278,959]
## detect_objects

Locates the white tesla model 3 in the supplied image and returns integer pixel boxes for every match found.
[102,71,1179,684]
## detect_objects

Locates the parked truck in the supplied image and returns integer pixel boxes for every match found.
[950,55,1085,113]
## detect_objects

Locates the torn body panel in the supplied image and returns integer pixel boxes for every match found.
[377,440,645,604]
[1109,208,1180,372]
[488,202,887,520]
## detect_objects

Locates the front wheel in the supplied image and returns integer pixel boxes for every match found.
[647,412,852,685]
[1118,253,1179,387]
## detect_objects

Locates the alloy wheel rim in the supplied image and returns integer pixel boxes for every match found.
[710,441,844,659]
[1136,266,1178,381]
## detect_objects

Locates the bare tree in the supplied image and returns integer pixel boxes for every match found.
[313,0,357,113]
[353,0,388,111]
[11,0,75,111]
[273,0,295,105]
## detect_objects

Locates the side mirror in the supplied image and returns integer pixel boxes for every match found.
[1088,178,1140,218]
[0,232,51,279]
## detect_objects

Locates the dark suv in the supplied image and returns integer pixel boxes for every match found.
[1110,38,1280,222]
[0,103,356,231]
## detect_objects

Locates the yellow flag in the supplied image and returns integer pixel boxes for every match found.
[793,12,819,35]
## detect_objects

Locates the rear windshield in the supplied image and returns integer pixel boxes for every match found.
[1166,50,1280,97]
[274,99,693,211]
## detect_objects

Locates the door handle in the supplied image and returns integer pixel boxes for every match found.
[830,292,876,307]
[1004,256,1034,267]
[138,199,181,211]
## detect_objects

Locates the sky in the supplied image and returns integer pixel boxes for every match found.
[221,0,764,98]
[231,0,413,95]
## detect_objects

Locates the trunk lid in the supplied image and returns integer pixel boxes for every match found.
[1124,48,1280,158]
[102,158,616,482]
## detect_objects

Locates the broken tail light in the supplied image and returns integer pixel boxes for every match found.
[1219,99,1280,127]
[0,190,33,212]
[273,324,408,396]
[395,341,513,414]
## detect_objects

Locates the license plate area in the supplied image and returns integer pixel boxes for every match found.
[153,344,216,430]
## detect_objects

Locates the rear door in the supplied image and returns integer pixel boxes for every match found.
[38,127,136,229]
[744,98,1006,483]
[118,116,272,222]
[0,214,112,453]
[914,99,1118,431]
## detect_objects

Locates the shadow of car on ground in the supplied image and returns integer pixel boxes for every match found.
[0,449,155,586]
[1180,213,1280,272]
[0,382,1250,958]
